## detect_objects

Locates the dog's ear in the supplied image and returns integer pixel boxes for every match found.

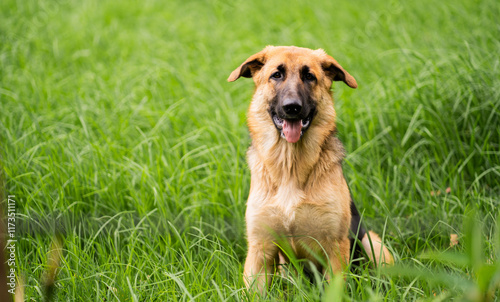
[227,49,268,82]
[320,54,358,89]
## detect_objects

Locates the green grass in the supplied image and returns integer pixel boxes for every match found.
[1,0,499,300]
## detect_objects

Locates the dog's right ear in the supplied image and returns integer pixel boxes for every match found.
[227,49,268,82]
[314,49,358,89]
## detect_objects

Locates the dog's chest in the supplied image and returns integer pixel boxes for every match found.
[271,184,304,229]
[268,185,341,237]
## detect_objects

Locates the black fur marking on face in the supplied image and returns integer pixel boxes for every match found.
[270,64,286,81]
[301,65,317,82]
[266,63,320,141]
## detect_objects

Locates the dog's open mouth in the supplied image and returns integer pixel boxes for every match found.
[271,111,314,143]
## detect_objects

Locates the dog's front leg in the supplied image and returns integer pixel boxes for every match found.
[325,237,350,280]
[243,243,279,294]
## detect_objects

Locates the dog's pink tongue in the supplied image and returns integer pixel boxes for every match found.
[283,120,302,143]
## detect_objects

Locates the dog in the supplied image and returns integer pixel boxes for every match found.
[228,46,393,292]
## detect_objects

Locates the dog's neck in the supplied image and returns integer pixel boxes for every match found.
[248,125,344,189]
[247,94,343,188]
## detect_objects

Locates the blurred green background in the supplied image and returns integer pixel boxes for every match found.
[1,0,499,300]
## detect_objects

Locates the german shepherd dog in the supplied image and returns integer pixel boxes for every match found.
[228,46,393,292]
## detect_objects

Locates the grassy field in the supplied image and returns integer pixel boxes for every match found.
[1,0,499,300]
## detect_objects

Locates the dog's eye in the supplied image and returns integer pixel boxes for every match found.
[304,73,316,81]
[271,71,282,79]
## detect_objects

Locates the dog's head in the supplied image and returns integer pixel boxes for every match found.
[228,46,357,144]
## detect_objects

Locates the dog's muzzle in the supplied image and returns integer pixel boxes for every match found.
[271,110,314,143]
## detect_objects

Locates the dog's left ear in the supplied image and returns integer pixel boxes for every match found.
[321,55,358,89]
[227,48,269,82]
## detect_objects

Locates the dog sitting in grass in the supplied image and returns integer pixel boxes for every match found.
[228,46,394,292]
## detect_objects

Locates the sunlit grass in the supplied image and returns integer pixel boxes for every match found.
[1,0,499,300]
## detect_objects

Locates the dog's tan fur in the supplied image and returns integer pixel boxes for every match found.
[228,46,393,292]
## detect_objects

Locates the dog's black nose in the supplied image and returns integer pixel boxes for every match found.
[283,99,302,116]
